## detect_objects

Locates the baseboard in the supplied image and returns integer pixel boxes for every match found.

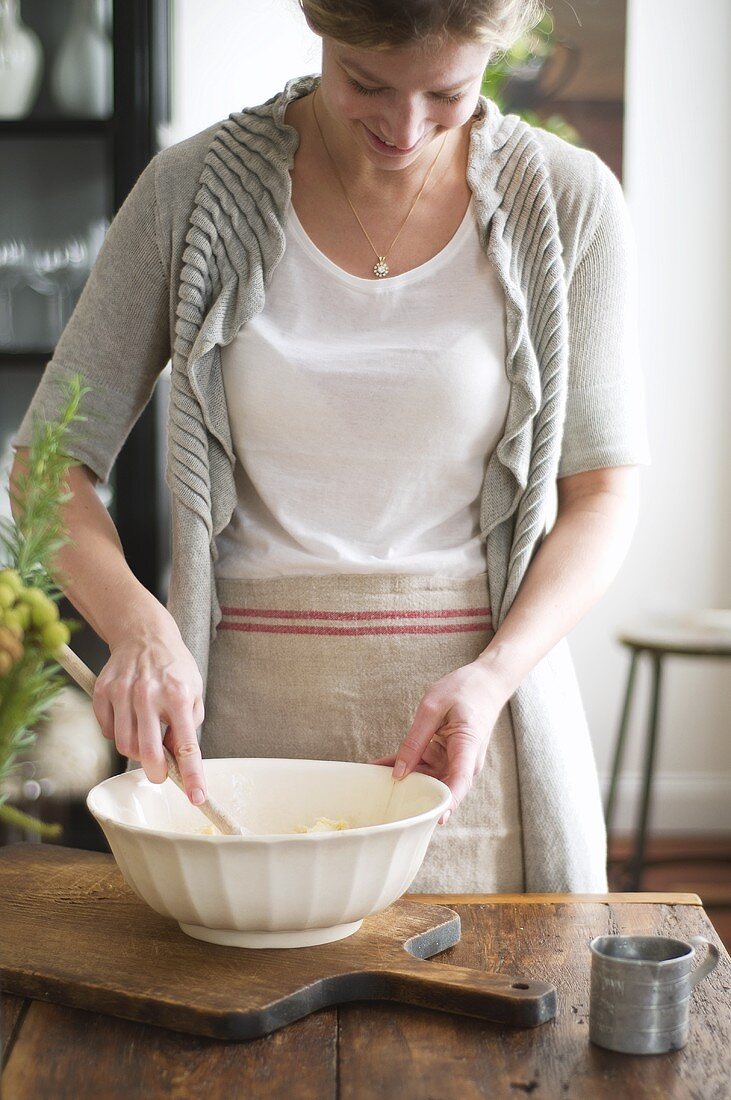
[600,772,731,834]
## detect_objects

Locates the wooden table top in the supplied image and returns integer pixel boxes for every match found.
[2,889,729,1099]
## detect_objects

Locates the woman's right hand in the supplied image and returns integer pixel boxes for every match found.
[92,627,207,805]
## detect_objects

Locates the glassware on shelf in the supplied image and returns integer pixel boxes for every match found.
[0,0,43,119]
[0,222,105,350]
[25,238,90,344]
[64,236,92,303]
[0,238,27,347]
[50,0,113,119]
[86,216,110,265]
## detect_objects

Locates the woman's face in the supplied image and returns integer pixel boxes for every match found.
[318,34,491,172]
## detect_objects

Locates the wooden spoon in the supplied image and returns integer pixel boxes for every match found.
[56,644,248,836]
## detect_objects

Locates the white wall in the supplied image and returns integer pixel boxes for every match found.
[166,1,731,833]
[570,0,731,832]
[163,0,319,147]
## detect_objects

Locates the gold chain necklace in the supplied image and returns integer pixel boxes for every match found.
[310,85,449,278]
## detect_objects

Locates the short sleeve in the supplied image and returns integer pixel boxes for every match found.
[10,153,171,485]
[557,165,651,478]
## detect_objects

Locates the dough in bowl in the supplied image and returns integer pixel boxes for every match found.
[293,816,350,833]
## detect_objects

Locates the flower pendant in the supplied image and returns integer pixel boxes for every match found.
[373,257,389,278]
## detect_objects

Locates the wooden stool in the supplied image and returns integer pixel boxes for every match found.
[605,620,731,890]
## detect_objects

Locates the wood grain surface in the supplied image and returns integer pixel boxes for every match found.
[0,846,554,1040]
[2,847,730,1099]
[408,892,704,905]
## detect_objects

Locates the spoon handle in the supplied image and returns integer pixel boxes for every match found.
[56,644,245,836]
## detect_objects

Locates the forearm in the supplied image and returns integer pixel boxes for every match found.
[476,466,640,700]
[10,450,176,649]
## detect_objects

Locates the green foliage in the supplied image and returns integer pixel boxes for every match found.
[0,374,89,836]
[482,12,581,147]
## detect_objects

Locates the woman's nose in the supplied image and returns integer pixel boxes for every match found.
[381,104,428,151]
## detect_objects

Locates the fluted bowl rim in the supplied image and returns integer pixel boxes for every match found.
[87,758,452,842]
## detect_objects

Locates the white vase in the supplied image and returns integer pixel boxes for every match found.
[0,0,43,119]
[50,0,113,119]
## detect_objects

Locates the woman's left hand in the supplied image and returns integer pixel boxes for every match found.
[367,660,506,826]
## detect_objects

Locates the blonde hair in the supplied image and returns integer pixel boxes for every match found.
[299,0,545,57]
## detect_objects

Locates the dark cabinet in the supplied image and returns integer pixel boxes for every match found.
[0,0,172,848]
[1,0,172,638]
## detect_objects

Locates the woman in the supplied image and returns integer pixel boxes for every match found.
[11,0,649,892]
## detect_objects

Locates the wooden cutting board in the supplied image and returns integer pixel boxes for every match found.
[0,845,556,1040]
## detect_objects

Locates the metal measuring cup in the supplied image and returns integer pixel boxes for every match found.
[589,934,720,1054]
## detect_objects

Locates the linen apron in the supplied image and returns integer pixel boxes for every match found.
[203,571,524,894]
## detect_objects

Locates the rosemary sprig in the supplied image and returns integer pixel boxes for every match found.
[1,375,88,593]
[0,374,89,837]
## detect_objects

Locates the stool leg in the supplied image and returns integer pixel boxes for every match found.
[605,648,640,835]
[629,653,664,891]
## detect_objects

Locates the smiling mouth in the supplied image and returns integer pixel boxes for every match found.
[379,135,410,150]
[364,125,427,154]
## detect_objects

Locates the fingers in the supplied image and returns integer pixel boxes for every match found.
[92,682,115,742]
[422,736,447,769]
[162,686,207,805]
[391,696,446,780]
[95,669,206,804]
[369,737,461,827]
[415,728,482,824]
[474,741,488,776]
[444,728,483,811]
[106,676,140,762]
[133,679,167,784]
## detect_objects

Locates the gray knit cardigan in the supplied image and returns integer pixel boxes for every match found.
[14,73,649,892]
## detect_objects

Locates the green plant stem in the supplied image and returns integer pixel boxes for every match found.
[0,801,62,838]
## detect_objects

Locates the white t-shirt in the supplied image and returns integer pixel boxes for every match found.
[214,197,509,578]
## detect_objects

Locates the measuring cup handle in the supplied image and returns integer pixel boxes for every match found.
[687,936,720,990]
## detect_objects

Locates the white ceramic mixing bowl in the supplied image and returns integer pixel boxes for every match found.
[87,758,451,948]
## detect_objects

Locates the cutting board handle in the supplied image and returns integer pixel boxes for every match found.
[368,954,556,1027]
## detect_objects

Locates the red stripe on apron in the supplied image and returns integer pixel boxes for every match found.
[219,621,493,636]
[220,606,492,620]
